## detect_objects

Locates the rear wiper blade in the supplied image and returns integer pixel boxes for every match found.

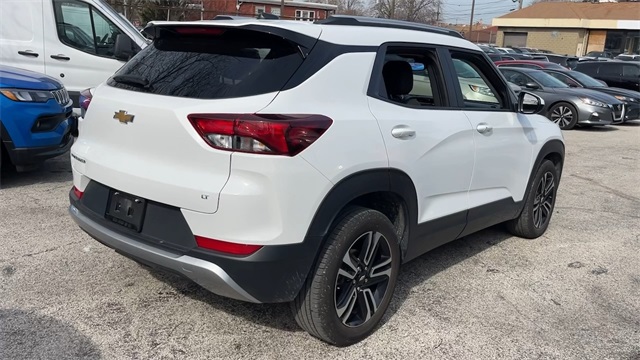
[113,74,150,89]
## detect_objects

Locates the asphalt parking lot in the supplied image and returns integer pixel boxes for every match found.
[1,124,639,359]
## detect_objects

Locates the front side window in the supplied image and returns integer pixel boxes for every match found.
[374,47,447,108]
[545,72,581,87]
[450,51,505,109]
[500,69,534,88]
[53,0,124,57]
[527,71,568,88]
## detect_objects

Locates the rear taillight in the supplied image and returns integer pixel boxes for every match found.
[79,88,92,113]
[188,114,332,156]
[72,186,84,199]
[195,236,262,256]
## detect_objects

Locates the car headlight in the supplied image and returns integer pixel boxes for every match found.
[0,89,54,102]
[580,97,607,108]
[469,84,494,97]
[614,95,637,103]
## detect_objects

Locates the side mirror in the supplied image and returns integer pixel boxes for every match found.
[525,82,540,90]
[114,34,133,61]
[597,79,608,86]
[568,83,578,88]
[518,91,545,114]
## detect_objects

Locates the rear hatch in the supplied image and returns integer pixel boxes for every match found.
[75,22,321,213]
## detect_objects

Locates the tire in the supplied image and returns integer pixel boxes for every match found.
[507,160,559,239]
[548,102,578,130]
[291,207,400,346]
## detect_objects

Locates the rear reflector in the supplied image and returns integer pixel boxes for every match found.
[195,236,263,256]
[72,186,84,199]
[188,114,332,156]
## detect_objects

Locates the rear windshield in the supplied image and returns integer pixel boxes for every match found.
[108,28,304,99]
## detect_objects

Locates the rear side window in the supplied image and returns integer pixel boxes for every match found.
[575,63,599,74]
[108,28,304,99]
[599,64,621,76]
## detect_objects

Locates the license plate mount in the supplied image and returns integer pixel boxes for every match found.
[106,190,147,232]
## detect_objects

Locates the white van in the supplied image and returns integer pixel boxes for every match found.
[0,0,148,107]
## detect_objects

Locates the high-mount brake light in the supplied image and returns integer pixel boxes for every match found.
[174,27,226,36]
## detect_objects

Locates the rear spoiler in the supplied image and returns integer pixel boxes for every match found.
[141,22,320,56]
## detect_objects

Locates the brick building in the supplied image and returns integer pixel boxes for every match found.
[201,0,337,20]
[492,2,640,56]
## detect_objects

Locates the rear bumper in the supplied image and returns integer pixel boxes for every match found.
[69,204,260,303]
[68,181,323,303]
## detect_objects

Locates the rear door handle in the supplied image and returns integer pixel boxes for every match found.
[391,126,416,139]
[50,54,70,61]
[18,50,39,57]
[476,123,493,134]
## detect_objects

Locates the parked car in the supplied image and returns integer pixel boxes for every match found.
[579,51,614,62]
[495,60,567,70]
[495,47,517,54]
[68,16,565,346]
[488,53,515,62]
[531,54,579,69]
[0,0,149,108]
[507,46,532,54]
[500,67,625,129]
[478,45,498,54]
[614,54,640,62]
[541,68,640,122]
[574,61,640,91]
[0,66,75,171]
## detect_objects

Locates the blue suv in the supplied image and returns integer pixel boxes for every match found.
[1,66,75,172]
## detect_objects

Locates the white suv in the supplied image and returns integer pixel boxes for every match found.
[69,16,564,346]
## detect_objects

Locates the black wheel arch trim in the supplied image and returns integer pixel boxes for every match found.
[305,168,418,240]
[517,139,565,217]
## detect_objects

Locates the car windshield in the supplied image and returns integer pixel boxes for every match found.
[528,71,569,88]
[569,71,606,87]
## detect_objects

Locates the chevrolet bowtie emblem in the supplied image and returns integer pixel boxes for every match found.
[114,110,134,124]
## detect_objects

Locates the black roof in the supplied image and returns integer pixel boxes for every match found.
[315,15,463,39]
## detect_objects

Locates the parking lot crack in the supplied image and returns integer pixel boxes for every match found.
[555,206,640,218]
[570,174,640,203]
[19,241,84,259]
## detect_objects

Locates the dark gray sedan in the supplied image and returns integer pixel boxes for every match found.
[540,68,640,122]
[500,67,625,130]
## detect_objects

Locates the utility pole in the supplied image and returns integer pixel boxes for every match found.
[435,0,440,25]
[518,0,523,10]
[468,0,475,42]
[280,0,284,18]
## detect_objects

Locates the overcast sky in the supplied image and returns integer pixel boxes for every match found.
[440,0,533,25]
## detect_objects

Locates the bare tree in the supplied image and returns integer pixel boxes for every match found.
[329,0,365,16]
[373,0,437,23]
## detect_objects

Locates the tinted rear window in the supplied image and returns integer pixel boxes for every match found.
[108,28,305,99]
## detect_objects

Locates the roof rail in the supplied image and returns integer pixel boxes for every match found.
[212,15,252,20]
[212,13,279,20]
[315,15,463,39]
